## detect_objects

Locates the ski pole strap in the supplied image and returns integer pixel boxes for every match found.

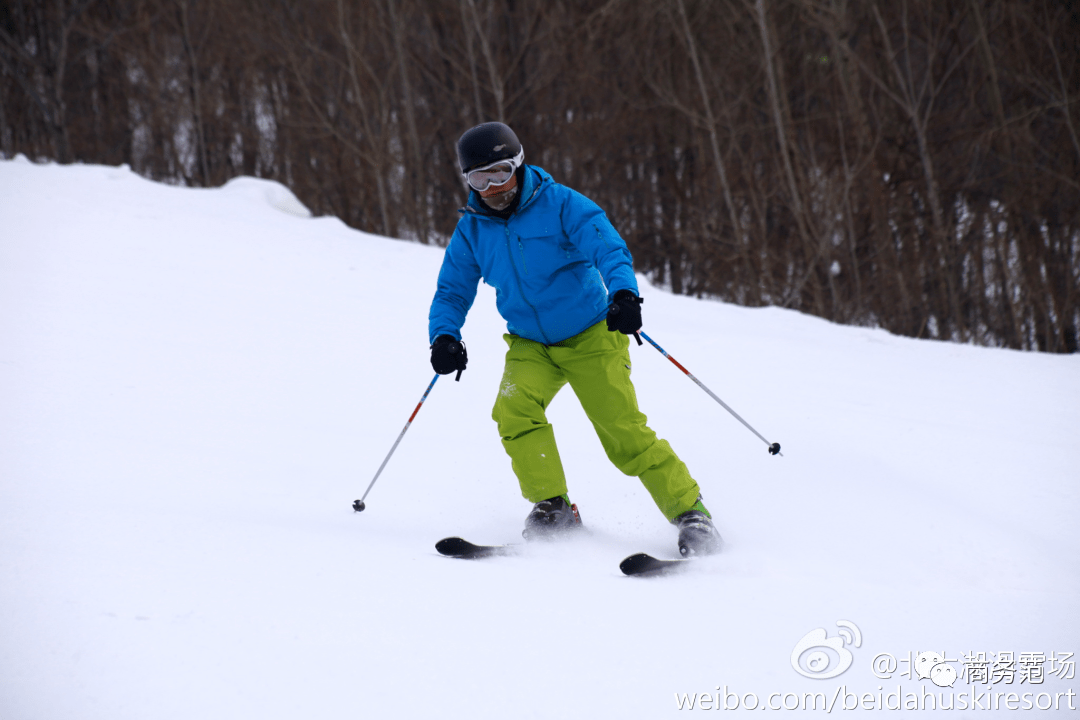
[638,332,781,456]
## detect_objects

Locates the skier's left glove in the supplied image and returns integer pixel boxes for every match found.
[430,335,467,378]
[606,289,643,335]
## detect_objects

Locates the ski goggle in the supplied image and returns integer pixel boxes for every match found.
[463,147,525,191]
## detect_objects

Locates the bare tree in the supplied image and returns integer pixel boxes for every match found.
[0,0,99,161]
[2,0,1075,351]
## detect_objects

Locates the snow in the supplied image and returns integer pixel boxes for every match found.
[1,157,1078,719]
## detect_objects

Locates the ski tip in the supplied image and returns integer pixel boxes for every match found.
[435,537,471,557]
[619,552,657,576]
[620,552,692,576]
[435,536,517,559]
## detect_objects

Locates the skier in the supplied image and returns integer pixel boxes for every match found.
[428,121,721,556]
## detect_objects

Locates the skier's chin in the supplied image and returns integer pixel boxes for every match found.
[482,185,518,211]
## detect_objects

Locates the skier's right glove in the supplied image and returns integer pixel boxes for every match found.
[430,335,468,378]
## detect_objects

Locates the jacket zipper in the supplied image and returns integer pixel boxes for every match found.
[517,238,528,274]
[466,169,552,344]
[505,225,550,344]
[594,223,610,247]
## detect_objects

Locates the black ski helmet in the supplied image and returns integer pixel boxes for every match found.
[457,122,522,173]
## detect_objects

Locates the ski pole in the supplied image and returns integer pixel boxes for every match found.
[353,374,441,512]
[638,331,782,456]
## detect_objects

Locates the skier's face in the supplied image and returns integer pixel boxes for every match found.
[479,172,517,198]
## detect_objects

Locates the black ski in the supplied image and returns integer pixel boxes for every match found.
[437,538,695,572]
[435,536,518,559]
[619,552,692,576]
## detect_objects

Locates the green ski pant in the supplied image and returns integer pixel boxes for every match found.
[491,321,701,521]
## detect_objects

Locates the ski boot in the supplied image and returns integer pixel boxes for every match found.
[522,495,582,540]
[673,499,722,557]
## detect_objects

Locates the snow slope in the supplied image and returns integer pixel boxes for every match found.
[1,157,1077,719]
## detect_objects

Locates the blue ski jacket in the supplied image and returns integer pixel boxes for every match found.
[429,165,639,345]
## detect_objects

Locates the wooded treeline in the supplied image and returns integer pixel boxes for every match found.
[2,0,1077,352]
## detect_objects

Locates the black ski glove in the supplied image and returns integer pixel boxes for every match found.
[606,289,643,336]
[430,335,467,379]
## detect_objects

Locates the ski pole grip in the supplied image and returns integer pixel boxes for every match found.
[448,340,464,381]
[608,304,643,344]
